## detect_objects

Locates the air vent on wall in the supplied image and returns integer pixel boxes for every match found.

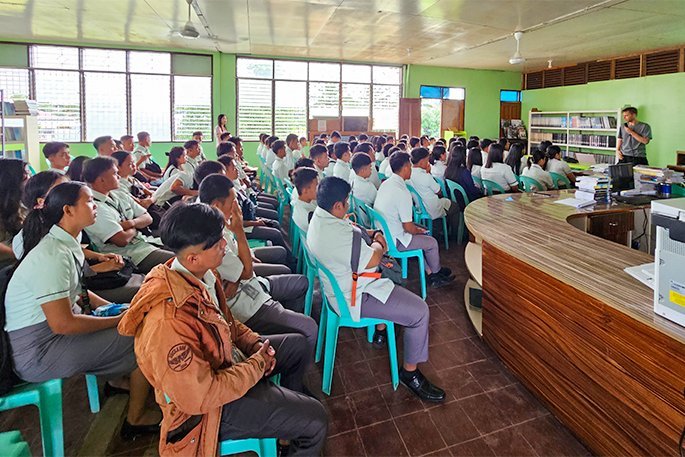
[543,68,563,87]
[526,71,543,90]
[614,56,641,79]
[645,50,680,76]
[563,64,587,86]
[587,61,611,82]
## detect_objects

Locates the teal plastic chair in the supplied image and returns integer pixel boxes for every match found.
[0,431,31,457]
[272,177,289,224]
[366,206,427,299]
[219,438,277,457]
[482,179,507,196]
[434,177,448,198]
[406,184,449,250]
[311,253,399,395]
[472,175,483,193]
[549,171,571,189]
[445,179,470,244]
[378,172,387,181]
[519,175,544,192]
[248,239,268,249]
[350,194,373,229]
[297,231,317,318]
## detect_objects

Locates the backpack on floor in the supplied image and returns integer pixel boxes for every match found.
[0,265,20,395]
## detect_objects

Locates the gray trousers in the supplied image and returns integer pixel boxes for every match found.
[136,248,175,274]
[256,206,279,221]
[267,274,308,314]
[253,246,291,276]
[397,234,441,273]
[218,334,327,456]
[361,285,430,365]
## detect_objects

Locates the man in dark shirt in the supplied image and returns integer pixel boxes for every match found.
[617,106,652,165]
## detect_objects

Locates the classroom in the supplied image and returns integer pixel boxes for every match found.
[0,1,684,456]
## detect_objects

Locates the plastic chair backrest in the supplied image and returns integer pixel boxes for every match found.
[472,174,483,189]
[445,179,470,208]
[405,184,430,219]
[365,206,401,256]
[311,253,354,321]
[350,194,373,227]
[434,177,448,197]
[482,179,506,195]
[519,175,544,192]
[549,171,571,189]
[378,172,387,181]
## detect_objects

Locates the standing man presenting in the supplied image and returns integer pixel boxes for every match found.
[616,106,652,165]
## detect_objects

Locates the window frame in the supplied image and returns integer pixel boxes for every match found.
[235,56,403,140]
[419,85,466,100]
[0,43,214,143]
[500,89,522,103]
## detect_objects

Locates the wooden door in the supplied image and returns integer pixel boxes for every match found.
[441,99,465,133]
[500,102,522,136]
[399,98,421,137]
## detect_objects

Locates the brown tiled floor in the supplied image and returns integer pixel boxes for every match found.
[1,242,592,457]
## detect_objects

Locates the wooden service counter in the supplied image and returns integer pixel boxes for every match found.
[463,190,685,456]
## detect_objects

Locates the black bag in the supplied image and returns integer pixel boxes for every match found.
[351,226,403,286]
[239,192,257,221]
[0,265,21,395]
[144,159,162,174]
[82,257,135,291]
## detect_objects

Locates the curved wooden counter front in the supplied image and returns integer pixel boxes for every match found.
[464,190,685,457]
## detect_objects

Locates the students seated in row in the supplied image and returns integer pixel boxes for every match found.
[430,145,447,180]
[409,147,456,223]
[332,142,352,182]
[182,140,202,177]
[504,142,526,176]
[0,159,28,268]
[120,135,135,153]
[5,181,160,438]
[43,142,71,175]
[354,142,381,188]
[83,157,174,273]
[308,177,445,402]
[481,144,519,192]
[546,145,576,184]
[309,144,329,179]
[379,146,400,177]
[111,151,155,208]
[265,135,279,170]
[132,131,163,182]
[323,144,336,177]
[161,146,185,180]
[375,152,455,289]
[444,145,482,205]
[94,135,118,157]
[285,134,301,170]
[467,146,483,186]
[291,168,319,233]
[198,174,315,348]
[480,138,493,165]
[154,154,197,209]
[522,149,554,191]
[350,153,377,207]
[119,202,328,457]
[271,140,290,183]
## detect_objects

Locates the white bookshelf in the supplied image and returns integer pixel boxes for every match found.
[528,110,621,163]
[1,105,40,168]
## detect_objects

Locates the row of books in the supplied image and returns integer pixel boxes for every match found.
[529,132,567,143]
[1,101,15,116]
[531,116,566,128]
[575,176,610,202]
[531,115,617,129]
[3,127,24,142]
[567,134,616,148]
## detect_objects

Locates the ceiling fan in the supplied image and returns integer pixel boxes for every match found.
[175,0,200,39]
[509,31,525,65]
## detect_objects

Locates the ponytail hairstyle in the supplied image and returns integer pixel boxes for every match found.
[22,171,65,210]
[0,158,28,237]
[111,150,132,167]
[528,148,547,169]
[164,146,185,174]
[21,181,86,260]
[66,156,88,182]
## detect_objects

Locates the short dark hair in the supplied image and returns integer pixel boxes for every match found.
[334,142,350,159]
[546,145,562,158]
[430,145,446,163]
[228,136,242,144]
[317,176,350,212]
[217,141,235,157]
[266,135,278,148]
[466,139,479,149]
[331,130,341,139]
[192,131,203,137]
[351,152,372,173]
[137,131,150,142]
[43,142,69,159]
[217,155,234,169]
[294,157,314,169]
[198,173,234,205]
[409,136,420,148]
[82,156,116,183]
[194,160,226,187]
[622,106,638,115]
[309,144,327,160]
[285,133,298,144]
[410,147,430,165]
[480,138,493,150]
[220,132,232,142]
[120,135,133,142]
[293,167,319,195]
[160,202,225,253]
[272,140,286,154]
[355,142,374,155]
[111,150,131,166]
[358,134,368,141]
[184,140,199,150]
[92,136,112,151]
[389,151,411,173]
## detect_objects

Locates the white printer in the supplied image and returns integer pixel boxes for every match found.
[652,198,685,327]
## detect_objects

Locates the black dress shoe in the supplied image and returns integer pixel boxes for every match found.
[277,441,291,457]
[437,267,453,278]
[120,420,160,440]
[427,274,455,289]
[399,368,446,403]
[104,382,130,398]
[372,329,387,349]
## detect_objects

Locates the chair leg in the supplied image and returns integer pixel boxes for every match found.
[304,269,314,317]
[417,255,427,299]
[260,438,278,457]
[85,375,100,413]
[38,379,64,457]
[315,301,327,363]
[401,257,408,279]
[322,313,340,395]
[366,326,374,343]
[442,217,449,250]
[457,212,465,244]
[385,324,400,390]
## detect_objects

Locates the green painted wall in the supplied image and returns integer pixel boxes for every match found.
[404,64,522,139]
[522,73,685,168]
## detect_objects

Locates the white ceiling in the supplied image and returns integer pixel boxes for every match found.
[0,0,684,71]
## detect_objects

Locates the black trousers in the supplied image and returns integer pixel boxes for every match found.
[619,155,649,166]
[218,334,327,456]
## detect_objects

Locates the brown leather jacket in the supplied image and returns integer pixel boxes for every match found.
[118,262,267,457]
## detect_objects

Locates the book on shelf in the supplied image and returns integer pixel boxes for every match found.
[530,115,566,128]
[3,127,24,142]
[1,101,15,116]
[569,115,617,129]
[12,100,38,116]
[567,134,616,148]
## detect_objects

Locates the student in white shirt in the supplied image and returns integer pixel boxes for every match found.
[504,142,526,176]
[350,153,377,206]
[309,144,329,179]
[291,167,319,233]
[374,152,454,289]
[354,142,381,188]
[183,140,202,177]
[332,142,352,182]
[308,177,445,402]
[256,133,267,161]
[132,132,162,182]
[43,142,71,175]
[522,148,555,191]
[192,130,207,162]
[5,181,160,435]
[323,144,336,177]
[265,135,279,170]
[467,147,483,186]
[82,157,174,273]
[481,144,520,192]
[430,145,447,180]
[161,146,186,181]
[379,146,400,178]
[480,138,493,166]
[120,135,135,153]
[409,147,455,222]
[111,151,156,209]
[329,131,342,144]
[271,140,290,182]
[546,145,576,184]
[285,134,302,170]
[93,135,118,157]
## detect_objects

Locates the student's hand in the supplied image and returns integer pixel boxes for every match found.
[138,198,154,209]
[616,150,624,161]
[95,252,123,264]
[227,199,244,233]
[120,220,136,231]
[91,258,124,273]
[251,252,262,263]
[256,339,276,376]
[253,219,266,227]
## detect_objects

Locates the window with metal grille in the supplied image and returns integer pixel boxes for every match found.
[173,76,212,141]
[236,58,402,139]
[131,74,171,141]
[0,68,30,100]
[34,70,81,142]
[84,72,127,141]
